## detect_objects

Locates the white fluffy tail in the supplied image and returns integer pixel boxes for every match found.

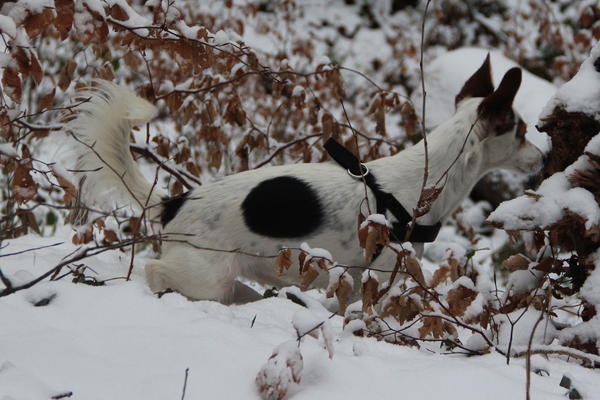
[67,80,163,222]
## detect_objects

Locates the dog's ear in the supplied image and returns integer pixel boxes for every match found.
[477,67,522,136]
[455,54,494,106]
[478,67,521,119]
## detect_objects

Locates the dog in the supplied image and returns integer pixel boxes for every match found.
[67,55,543,304]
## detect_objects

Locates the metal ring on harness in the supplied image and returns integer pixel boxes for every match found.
[347,163,369,179]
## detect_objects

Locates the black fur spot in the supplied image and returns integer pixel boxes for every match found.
[242,176,324,238]
[161,191,190,226]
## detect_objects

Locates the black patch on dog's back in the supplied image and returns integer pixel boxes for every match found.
[161,191,190,226]
[242,176,323,238]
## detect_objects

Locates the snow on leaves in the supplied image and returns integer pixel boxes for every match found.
[488,44,600,357]
[255,341,303,400]
[361,270,379,314]
[292,309,335,359]
[358,213,391,263]
[326,266,353,314]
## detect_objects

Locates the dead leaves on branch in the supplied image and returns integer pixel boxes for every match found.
[55,0,75,39]
[357,215,390,263]
[446,285,477,317]
[361,272,379,314]
[22,7,54,39]
[326,269,353,314]
[2,68,22,104]
[275,248,293,276]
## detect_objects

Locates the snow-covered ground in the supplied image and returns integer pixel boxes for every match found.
[1,228,599,400]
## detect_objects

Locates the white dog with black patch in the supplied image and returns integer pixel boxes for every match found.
[67,56,543,304]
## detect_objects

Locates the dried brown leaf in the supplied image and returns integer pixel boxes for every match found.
[58,60,77,91]
[361,275,379,314]
[405,256,426,287]
[103,229,118,243]
[503,254,530,271]
[430,265,450,288]
[300,264,319,290]
[419,316,444,339]
[55,0,74,39]
[2,68,22,103]
[110,4,129,21]
[11,163,38,203]
[17,209,40,234]
[447,285,477,317]
[275,248,293,276]
[30,51,43,84]
[381,294,421,323]
[333,278,352,314]
[38,88,55,111]
[23,8,53,38]
[53,169,77,203]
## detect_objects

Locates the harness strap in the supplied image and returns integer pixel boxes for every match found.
[324,138,441,243]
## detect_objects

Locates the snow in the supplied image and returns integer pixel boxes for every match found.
[496,309,557,349]
[293,309,323,338]
[291,85,304,97]
[361,269,379,284]
[214,30,230,46]
[315,55,331,66]
[1,229,599,399]
[451,275,476,291]
[505,267,544,295]
[581,249,600,306]
[541,41,600,120]
[360,213,392,229]
[300,242,332,262]
[0,361,69,400]
[326,264,353,291]
[0,15,16,38]
[412,47,556,152]
[0,143,18,157]
[488,168,600,230]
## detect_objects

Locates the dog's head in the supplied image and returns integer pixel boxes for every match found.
[455,55,544,175]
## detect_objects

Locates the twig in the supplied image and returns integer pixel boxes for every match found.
[510,345,600,368]
[51,392,73,399]
[418,0,432,194]
[253,134,321,168]
[130,145,201,188]
[525,306,545,400]
[0,237,150,298]
[0,241,64,257]
[181,368,190,400]
[0,268,13,291]
[377,0,433,302]
[296,312,337,343]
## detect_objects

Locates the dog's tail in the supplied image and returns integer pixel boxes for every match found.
[67,80,164,222]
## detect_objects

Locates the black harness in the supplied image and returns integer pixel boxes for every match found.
[324,138,441,243]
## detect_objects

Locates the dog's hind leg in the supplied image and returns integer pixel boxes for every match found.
[145,244,239,303]
[231,280,263,304]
